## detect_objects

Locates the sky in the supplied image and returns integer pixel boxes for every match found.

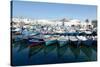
[12,1,97,21]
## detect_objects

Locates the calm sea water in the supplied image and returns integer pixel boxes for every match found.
[11,40,97,66]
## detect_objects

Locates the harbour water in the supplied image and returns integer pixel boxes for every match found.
[12,38,97,66]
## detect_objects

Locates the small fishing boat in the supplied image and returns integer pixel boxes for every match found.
[12,35,23,41]
[78,32,86,36]
[85,30,92,36]
[57,36,69,47]
[76,36,93,46]
[44,36,57,46]
[11,28,22,35]
[28,38,45,47]
[69,36,79,47]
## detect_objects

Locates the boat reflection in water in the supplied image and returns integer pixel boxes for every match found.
[12,33,97,66]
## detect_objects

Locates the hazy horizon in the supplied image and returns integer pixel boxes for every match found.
[12,1,97,21]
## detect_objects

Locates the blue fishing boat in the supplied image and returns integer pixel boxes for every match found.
[44,37,57,46]
[28,38,45,47]
[12,35,23,41]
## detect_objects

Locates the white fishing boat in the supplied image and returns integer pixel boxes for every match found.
[76,36,87,41]
[76,36,93,46]
[57,36,69,47]
[85,30,92,35]
[69,36,78,41]
[69,36,78,46]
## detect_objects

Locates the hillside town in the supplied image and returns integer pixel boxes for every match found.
[11,17,97,47]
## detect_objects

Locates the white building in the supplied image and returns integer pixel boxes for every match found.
[12,17,93,29]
